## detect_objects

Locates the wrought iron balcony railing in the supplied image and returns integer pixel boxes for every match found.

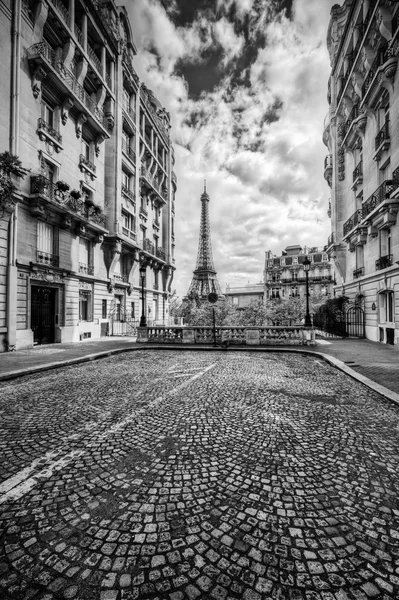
[327,231,336,246]
[27,41,107,130]
[121,184,135,202]
[37,118,62,144]
[376,254,393,270]
[122,140,136,164]
[37,250,59,267]
[87,44,102,75]
[353,267,365,279]
[79,154,96,174]
[353,160,362,182]
[30,175,107,227]
[49,0,70,25]
[375,121,389,150]
[143,238,155,255]
[362,180,399,220]
[343,208,363,236]
[79,263,94,275]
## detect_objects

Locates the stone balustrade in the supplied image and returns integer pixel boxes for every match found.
[136,326,315,346]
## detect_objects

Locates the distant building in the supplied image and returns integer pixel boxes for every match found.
[0,0,176,351]
[225,283,264,309]
[264,246,334,301]
[324,0,399,344]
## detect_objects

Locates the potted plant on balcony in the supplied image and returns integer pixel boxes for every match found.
[70,189,82,200]
[30,171,49,193]
[55,180,70,192]
[84,196,95,209]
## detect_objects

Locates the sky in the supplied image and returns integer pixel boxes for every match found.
[125,0,338,299]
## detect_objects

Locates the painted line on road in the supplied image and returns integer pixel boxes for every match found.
[0,362,217,505]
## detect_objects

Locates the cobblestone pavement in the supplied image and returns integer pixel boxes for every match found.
[1,351,399,600]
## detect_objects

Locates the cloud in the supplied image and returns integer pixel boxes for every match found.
[125,0,337,297]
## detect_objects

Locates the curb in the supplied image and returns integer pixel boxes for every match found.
[1,344,398,407]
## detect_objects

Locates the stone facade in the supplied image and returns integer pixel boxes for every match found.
[0,0,177,351]
[264,245,334,302]
[324,0,399,344]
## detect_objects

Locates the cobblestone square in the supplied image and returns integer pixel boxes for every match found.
[1,351,399,599]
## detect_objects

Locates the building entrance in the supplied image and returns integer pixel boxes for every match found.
[346,305,364,338]
[31,286,56,345]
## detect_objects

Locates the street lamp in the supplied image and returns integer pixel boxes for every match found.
[139,263,147,327]
[303,257,312,327]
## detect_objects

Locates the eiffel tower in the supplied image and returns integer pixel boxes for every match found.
[185,182,223,303]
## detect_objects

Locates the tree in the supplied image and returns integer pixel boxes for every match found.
[313,295,349,336]
[0,152,29,216]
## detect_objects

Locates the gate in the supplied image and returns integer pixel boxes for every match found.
[31,286,56,345]
[109,301,138,336]
[346,305,364,337]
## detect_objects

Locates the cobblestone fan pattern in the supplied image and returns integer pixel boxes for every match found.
[1,351,399,600]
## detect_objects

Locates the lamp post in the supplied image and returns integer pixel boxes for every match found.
[303,257,312,327]
[139,263,147,327]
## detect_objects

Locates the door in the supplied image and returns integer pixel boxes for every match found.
[346,306,364,338]
[31,286,56,345]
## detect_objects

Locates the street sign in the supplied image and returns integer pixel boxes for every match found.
[208,292,218,304]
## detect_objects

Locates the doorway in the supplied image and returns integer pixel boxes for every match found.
[31,286,56,345]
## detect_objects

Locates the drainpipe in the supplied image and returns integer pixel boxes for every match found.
[6,0,21,351]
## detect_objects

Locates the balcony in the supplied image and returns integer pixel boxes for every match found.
[156,247,166,261]
[123,104,136,127]
[143,238,155,255]
[373,121,390,161]
[49,0,70,26]
[87,44,102,77]
[361,45,397,109]
[37,250,59,267]
[376,254,393,270]
[352,160,363,193]
[113,273,128,283]
[37,118,63,152]
[79,263,94,275]
[79,154,96,179]
[341,104,359,148]
[343,209,363,236]
[362,180,399,227]
[122,140,136,164]
[121,184,135,204]
[30,175,107,233]
[353,267,365,279]
[27,41,110,138]
[140,165,167,207]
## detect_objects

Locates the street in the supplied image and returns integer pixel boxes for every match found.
[1,351,399,600]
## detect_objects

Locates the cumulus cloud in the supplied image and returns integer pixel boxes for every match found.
[125,0,337,297]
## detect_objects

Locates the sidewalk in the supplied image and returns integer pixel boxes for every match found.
[0,336,398,403]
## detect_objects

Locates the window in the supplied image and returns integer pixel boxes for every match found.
[102,299,107,319]
[123,88,130,111]
[37,222,59,266]
[379,292,394,323]
[292,271,298,281]
[79,238,93,274]
[82,138,91,161]
[42,101,54,128]
[79,290,92,321]
[122,208,136,234]
[122,169,131,190]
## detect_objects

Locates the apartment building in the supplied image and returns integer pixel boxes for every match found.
[264,246,334,301]
[225,283,264,308]
[0,0,176,351]
[324,0,399,344]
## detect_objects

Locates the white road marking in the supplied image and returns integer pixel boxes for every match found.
[0,362,217,504]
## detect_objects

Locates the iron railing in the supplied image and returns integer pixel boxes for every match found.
[353,160,362,182]
[143,238,155,255]
[37,250,59,267]
[362,180,399,219]
[121,184,135,202]
[87,44,102,75]
[79,154,96,173]
[375,121,389,150]
[37,118,62,144]
[362,45,389,98]
[343,209,363,236]
[376,254,393,270]
[30,175,106,226]
[353,267,365,278]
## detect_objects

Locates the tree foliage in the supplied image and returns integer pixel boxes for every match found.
[313,296,349,336]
